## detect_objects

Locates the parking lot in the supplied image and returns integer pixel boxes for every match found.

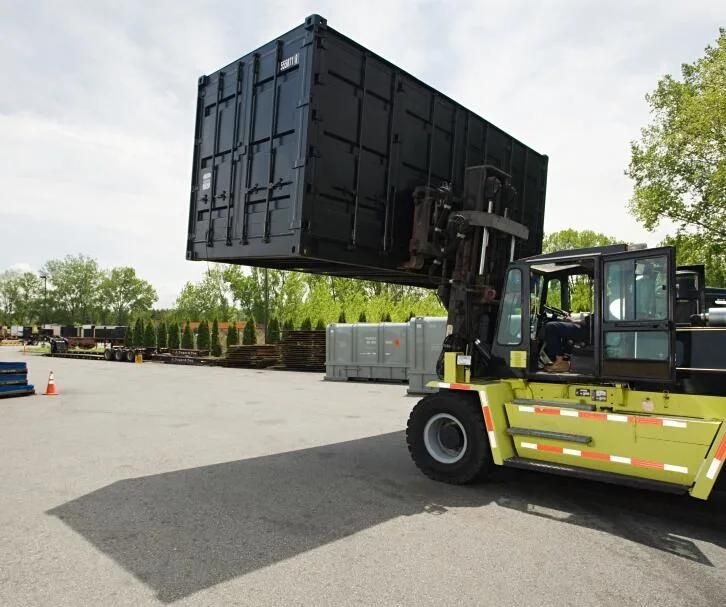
[1,348,725,606]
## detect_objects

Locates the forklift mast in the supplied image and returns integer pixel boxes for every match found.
[403,165,531,377]
[406,166,726,396]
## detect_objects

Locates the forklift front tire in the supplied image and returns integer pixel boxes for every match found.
[406,391,491,484]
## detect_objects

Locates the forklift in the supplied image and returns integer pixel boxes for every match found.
[404,165,726,500]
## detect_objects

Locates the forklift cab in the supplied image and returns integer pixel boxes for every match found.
[489,244,676,386]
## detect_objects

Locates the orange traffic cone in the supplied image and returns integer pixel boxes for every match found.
[44,370,58,396]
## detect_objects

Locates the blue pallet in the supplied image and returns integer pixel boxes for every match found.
[0,384,35,398]
[0,361,28,374]
[0,374,28,386]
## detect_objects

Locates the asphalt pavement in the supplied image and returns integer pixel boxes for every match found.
[0,347,724,606]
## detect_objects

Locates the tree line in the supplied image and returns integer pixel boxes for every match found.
[0,254,444,328]
[121,315,331,353]
[123,318,253,353]
[0,255,156,326]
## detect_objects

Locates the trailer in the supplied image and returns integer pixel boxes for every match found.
[187,14,726,500]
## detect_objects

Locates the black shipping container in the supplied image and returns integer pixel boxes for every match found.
[61,326,78,338]
[95,326,126,340]
[187,14,548,286]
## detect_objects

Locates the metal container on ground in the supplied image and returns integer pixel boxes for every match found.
[406,316,447,394]
[187,14,548,286]
[326,323,408,381]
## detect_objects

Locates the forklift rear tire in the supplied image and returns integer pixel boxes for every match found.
[406,391,491,484]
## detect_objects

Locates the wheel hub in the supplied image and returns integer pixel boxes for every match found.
[439,424,463,450]
[423,413,468,464]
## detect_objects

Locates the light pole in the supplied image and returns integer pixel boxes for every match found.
[39,274,48,327]
[263,268,269,343]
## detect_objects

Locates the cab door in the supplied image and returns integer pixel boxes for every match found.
[599,247,676,383]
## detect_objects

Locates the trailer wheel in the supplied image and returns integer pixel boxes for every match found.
[406,391,491,484]
[126,349,135,363]
[104,349,113,361]
[114,349,124,362]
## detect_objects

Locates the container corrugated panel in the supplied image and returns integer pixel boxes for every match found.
[95,326,126,340]
[61,326,78,338]
[326,323,408,381]
[407,316,447,394]
[187,14,548,286]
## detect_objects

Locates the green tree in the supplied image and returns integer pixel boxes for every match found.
[300,317,312,330]
[381,312,392,322]
[181,321,194,349]
[197,320,210,351]
[358,311,367,322]
[0,271,42,324]
[175,266,232,322]
[268,317,280,343]
[132,317,144,347]
[123,324,131,347]
[168,322,180,349]
[242,317,257,345]
[338,310,347,323]
[283,319,294,331]
[662,233,726,287]
[224,267,304,326]
[315,319,325,330]
[543,230,620,311]
[542,229,618,254]
[42,254,102,323]
[226,321,239,348]
[210,319,222,356]
[99,267,157,325]
[156,321,168,349]
[627,29,726,250]
[408,311,415,320]
[143,320,156,348]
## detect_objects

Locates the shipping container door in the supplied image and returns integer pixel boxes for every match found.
[190,31,309,250]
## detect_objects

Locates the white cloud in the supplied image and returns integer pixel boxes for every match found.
[0,1,722,305]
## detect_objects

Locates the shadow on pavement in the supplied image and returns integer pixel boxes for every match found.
[48,431,726,603]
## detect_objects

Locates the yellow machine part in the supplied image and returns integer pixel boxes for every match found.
[431,353,726,499]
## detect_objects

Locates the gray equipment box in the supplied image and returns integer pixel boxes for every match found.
[325,317,446,392]
[326,322,408,381]
[406,317,447,394]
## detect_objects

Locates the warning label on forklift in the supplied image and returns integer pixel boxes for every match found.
[510,351,527,368]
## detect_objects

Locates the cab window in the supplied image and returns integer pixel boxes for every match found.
[497,268,523,345]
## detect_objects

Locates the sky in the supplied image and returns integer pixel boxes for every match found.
[0,1,722,307]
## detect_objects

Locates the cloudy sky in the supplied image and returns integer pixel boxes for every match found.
[1,1,722,306]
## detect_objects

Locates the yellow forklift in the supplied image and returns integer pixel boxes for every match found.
[405,167,726,500]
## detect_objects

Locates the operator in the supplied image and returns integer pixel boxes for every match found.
[542,314,588,373]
